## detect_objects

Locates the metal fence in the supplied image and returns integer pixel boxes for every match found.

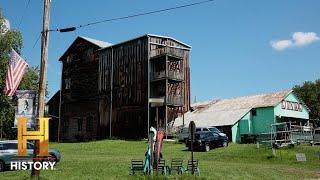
[256,122,313,148]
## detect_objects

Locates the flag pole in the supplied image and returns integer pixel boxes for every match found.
[31,0,50,178]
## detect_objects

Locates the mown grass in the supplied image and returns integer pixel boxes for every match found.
[1,140,320,179]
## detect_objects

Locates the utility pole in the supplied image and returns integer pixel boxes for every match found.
[31,0,50,178]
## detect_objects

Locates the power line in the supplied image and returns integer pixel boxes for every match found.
[18,0,31,29]
[49,0,214,32]
[25,32,41,59]
[32,33,41,50]
[26,0,214,59]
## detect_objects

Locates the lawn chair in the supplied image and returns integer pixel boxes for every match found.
[129,159,144,175]
[169,158,184,174]
[185,159,200,176]
[152,159,168,175]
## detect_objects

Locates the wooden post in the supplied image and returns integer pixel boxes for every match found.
[57,63,62,142]
[32,0,50,177]
[182,107,185,127]
[109,47,113,138]
[165,55,168,139]
[156,107,159,130]
[189,121,195,175]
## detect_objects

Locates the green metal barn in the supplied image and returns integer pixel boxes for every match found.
[173,90,310,143]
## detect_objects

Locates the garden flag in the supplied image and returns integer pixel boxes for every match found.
[4,49,29,96]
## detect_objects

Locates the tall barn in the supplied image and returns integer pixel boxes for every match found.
[47,34,191,141]
[98,34,191,138]
[49,36,112,141]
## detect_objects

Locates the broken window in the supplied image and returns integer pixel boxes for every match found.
[65,78,71,89]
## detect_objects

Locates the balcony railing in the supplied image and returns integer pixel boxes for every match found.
[167,95,184,106]
[150,46,185,59]
[152,70,184,81]
[152,71,166,80]
[168,71,184,80]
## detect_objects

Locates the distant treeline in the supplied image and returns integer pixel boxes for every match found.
[293,79,320,126]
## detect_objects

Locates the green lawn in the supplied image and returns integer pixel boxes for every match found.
[1,140,320,179]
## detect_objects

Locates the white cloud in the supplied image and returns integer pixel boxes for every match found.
[271,32,320,51]
[293,32,319,46]
[270,40,292,51]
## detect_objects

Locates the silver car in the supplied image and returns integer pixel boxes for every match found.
[312,128,320,145]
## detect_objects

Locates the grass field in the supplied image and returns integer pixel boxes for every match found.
[1,140,320,179]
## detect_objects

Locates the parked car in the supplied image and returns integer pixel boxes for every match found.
[186,131,229,152]
[0,140,61,172]
[311,128,320,145]
[178,127,189,143]
[178,126,227,142]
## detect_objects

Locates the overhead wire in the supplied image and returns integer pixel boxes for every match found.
[27,0,214,57]
[49,0,214,32]
[17,0,31,29]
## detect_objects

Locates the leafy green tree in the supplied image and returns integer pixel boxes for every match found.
[293,79,320,126]
[0,10,40,139]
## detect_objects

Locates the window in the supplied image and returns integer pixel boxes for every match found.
[6,143,17,150]
[86,115,94,132]
[27,143,34,149]
[63,119,69,131]
[66,55,71,63]
[0,144,5,150]
[203,128,210,131]
[252,109,257,116]
[209,127,220,133]
[65,78,71,89]
[86,48,94,61]
[78,118,83,131]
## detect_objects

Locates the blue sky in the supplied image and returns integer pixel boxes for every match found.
[1,0,320,102]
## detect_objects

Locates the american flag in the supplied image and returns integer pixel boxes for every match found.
[4,49,29,96]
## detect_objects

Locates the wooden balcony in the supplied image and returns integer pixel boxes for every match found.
[166,95,184,106]
[148,95,184,106]
[150,46,185,59]
[151,70,184,81]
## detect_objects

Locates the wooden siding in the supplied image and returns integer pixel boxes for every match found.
[99,37,149,138]
[59,38,101,141]
[99,35,190,138]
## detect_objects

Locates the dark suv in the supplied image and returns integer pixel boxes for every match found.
[186,131,228,152]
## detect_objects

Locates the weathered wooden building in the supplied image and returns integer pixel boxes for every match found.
[48,34,191,140]
[98,34,191,138]
[51,36,112,141]
[46,90,60,140]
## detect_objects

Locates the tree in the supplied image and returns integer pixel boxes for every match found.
[293,79,320,126]
[0,10,40,139]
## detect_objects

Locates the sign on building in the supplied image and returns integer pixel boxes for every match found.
[14,90,37,128]
[281,101,303,112]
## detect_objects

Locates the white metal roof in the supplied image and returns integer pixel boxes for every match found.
[79,36,112,48]
[173,90,292,128]
[59,36,112,61]
[98,34,191,51]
